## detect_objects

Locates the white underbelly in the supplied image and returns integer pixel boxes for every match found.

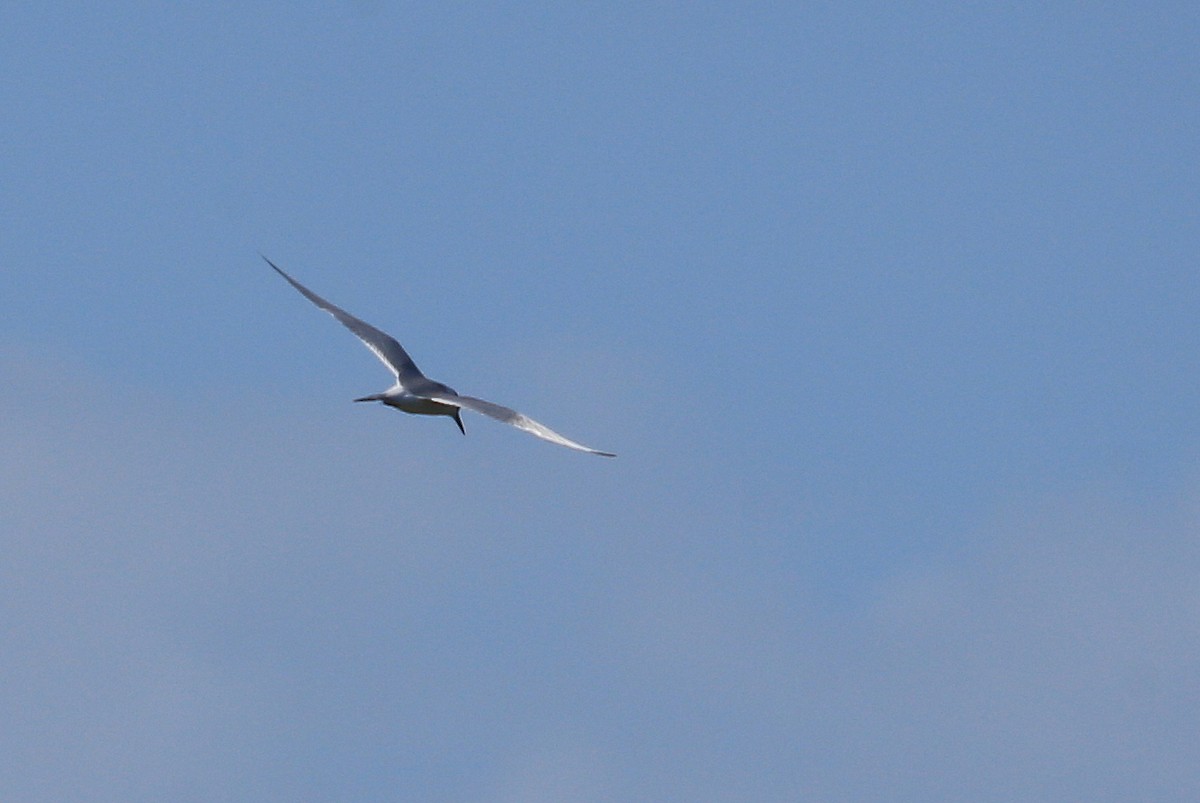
[385,394,458,417]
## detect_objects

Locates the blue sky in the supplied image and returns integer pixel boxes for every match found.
[2,3,1199,800]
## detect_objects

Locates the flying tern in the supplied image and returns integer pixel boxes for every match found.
[264,257,615,457]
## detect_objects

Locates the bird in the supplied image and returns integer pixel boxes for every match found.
[263,256,615,457]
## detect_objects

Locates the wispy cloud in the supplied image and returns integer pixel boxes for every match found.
[3,354,1198,801]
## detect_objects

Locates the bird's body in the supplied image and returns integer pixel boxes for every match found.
[264,257,615,457]
[354,381,466,433]
[366,388,462,418]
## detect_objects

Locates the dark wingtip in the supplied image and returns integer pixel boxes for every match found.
[454,411,466,435]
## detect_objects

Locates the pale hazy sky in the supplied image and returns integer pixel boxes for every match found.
[3,4,1199,800]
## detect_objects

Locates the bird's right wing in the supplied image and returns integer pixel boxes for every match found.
[429,392,616,457]
[263,256,426,385]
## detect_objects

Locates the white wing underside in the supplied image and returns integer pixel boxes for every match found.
[427,392,616,457]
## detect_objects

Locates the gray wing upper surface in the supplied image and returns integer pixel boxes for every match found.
[264,256,425,384]
[428,392,616,457]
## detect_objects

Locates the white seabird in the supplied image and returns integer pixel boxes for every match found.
[264,256,615,457]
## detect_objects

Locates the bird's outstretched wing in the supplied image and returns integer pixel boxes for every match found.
[427,392,616,457]
[263,256,426,385]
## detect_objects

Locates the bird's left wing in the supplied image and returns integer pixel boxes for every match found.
[263,256,426,385]
[426,391,616,457]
